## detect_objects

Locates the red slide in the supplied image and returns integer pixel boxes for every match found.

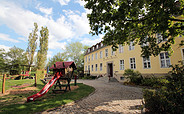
[27,72,62,102]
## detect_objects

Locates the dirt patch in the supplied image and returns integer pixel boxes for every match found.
[9,87,38,95]
[11,83,32,88]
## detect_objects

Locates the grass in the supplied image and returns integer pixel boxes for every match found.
[0,79,95,114]
[0,78,34,91]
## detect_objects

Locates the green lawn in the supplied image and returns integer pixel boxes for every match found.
[0,79,95,114]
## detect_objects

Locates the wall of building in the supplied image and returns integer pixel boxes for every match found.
[84,36,184,82]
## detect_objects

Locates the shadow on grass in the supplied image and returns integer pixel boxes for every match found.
[0,83,95,114]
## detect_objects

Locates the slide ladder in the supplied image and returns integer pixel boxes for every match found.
[27,72,62,102]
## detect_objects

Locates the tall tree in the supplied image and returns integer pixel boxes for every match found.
[84,0,184,57]
[64,42,89,70]
[7,46,28,74]
[47,52,68,67]
[0,49,8,73]
[37,26,49,69]
[27,22,38,69]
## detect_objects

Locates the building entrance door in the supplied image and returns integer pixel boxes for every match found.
[108,63,113,77]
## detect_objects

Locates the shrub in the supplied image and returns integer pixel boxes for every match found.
[143,63,184,113]
[123,69,143,85]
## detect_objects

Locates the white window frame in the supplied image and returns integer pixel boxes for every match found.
[130,58,136,69]
[96,45,98,49]
[120,60,124,70]
[88,65,90,71]
[91,54,93,61]
[92,47,94,51]
[91,65,93,71]
[143,56,151,69]
[95,53,98,59]
[111,48,115,55]
[105,49,108,57]
[95,64,98,71]
[129,42,135,50]
[159,52,171,68]
[119,44,123,53]
[88,55,90,61]
[100,51,103,58]
[100,63,102,71]
[85,66,87,71]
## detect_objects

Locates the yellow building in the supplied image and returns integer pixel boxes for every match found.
[84,36,184,82]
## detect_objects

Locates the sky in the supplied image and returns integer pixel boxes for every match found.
[0,0,103,59]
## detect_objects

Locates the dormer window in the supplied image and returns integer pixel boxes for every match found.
[92,47,94,51]
[96,45,98,49]
[88,49,90,53]
[101,43,103,47]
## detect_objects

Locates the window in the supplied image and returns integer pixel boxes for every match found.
[100,63,102,71]
[111,48,115,55]
[119,44,123,53]
[91,54,93,61]
[101,43,103,47]
[85,57,87,62]
[142,36,149,47]
[88,65,90,71]
[143,56,151,69]
[95,64,98,71]
[88,49,90,53]
[156,33,163,43]
[96,45,98,49]
[129,42,134,50]
[91,65,93,71]
[100,51,103,58]
[120,60,124,70]
[160,52,171,68]
[130,58,136,69]
[182,49,184,60]
[88,55,90,61]
[95,53,98,59]
[85,66,87,71]
[105,49,108,57]
[92,47,94,51]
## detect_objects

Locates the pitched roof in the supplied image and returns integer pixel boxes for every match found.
[49,61,76,70]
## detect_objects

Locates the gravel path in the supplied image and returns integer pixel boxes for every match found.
[42,79,143,114]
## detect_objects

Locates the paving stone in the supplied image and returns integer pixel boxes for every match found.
[41,79,143,114]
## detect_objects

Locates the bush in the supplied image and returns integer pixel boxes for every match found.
[143,63,184,113]
[124,69,143,85]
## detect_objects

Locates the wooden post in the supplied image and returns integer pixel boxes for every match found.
[74,75,77,86]
[35,74,37,87]
[2,74,6,94]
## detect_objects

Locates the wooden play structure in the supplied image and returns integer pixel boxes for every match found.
[27,61,76,102]
[49,61,77,92]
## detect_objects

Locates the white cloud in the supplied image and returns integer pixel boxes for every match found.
[75,0,86,6]
[0,33,20,43]
[54,0,70,6]
[80,36,103,46]
[18,37,27,42]
[47,51,53,59]
[39,7,53,16]
[0,45,11,52]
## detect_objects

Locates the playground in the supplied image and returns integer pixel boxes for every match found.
[0,61,95,114]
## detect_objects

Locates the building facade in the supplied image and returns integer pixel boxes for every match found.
[84,36,184,82]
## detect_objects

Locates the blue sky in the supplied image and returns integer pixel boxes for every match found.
[0,0,103,59]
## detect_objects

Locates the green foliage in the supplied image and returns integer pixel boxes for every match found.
[36,70,45,80]
[123,69,143,85]
[84,0,184,57]
[64,42,89,70]
[6,46,28,74]
[143,63,184,113]
[27,22,38,68]
[82,75,97,80]
[37,26,49,70]
[47,52,68,67]
[0,49,8,73]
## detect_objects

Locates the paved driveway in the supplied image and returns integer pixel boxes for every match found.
[43,79,143,114]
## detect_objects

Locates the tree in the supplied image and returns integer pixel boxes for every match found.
[37,26,49,69]
[47,52,68,67]
[64,42,89,70]
[7,46,28,74]
[27,22,38,69]
[0,49,8,73]
[84,0,184,57]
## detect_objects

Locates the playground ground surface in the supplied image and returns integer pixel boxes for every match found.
[0,78,95,114]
